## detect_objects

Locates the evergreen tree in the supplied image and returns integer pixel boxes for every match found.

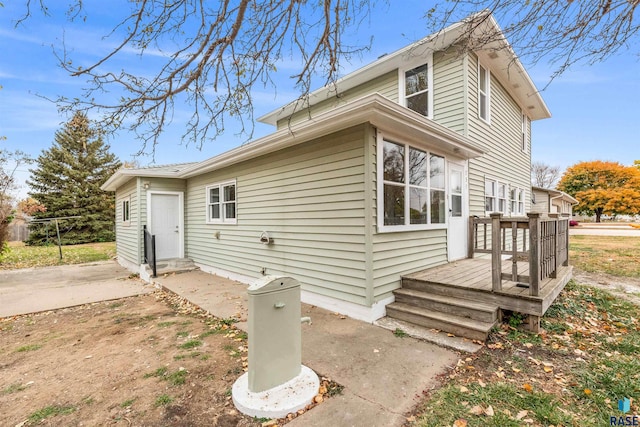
[27,112,121,245]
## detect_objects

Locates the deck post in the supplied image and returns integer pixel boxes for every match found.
[468,216,475,259]
[490,213,502,292]
[549,214,559,278]
[527,213,541,297]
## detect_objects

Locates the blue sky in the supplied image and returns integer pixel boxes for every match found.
[1,1,639,200]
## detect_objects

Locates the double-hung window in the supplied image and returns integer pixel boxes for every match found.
[510,188,525,216]
[404,64,430,117]
[485,178,507,214]
[478,62,490,122]
[206,180,237,224]
[380,138,445,230]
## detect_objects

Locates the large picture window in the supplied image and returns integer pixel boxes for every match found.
[206,180,237,224]
[381,139,445,230]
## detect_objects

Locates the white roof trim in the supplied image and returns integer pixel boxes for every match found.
[258,13,550,126]
[532,186,578,205]
[102,94,484,191]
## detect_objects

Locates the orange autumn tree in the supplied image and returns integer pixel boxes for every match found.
[557,161,640,222]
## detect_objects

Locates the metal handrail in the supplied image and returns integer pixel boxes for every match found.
[143,225,157,278]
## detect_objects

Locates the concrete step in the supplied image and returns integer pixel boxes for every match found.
[393,288,498,323]
[385,302,497,342]
[146,258,199,277]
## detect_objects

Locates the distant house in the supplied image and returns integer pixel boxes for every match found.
[531,186,578,217]
[103,13,571,338]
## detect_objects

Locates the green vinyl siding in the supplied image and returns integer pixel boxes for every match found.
[466,54,532,217]
[115,178,139,264]
[366,130,449,303]
[276,71,398,129]
[432,49,466,133]
[185,125,369,306]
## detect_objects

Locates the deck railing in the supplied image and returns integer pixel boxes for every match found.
[143,225,157,278]
[468,213,569,296]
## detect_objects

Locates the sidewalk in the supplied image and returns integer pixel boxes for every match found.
[154,270,459,427]
[0,261,153,318]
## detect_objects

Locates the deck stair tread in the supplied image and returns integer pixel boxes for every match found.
[386,302,496,341]
[394,288,498,314]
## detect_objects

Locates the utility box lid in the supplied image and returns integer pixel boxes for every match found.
[248,276,299,295]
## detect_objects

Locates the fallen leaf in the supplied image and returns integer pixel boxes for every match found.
[523,383,533,392]
[469,405,484,416]
[453,419,468,427]
[584,388,592,395]
[477,379,486,388]
[485,405,494,416]
[515,410,528,420]
[459,386,469,393]
[512,367,521,373]
[543,366,553,373]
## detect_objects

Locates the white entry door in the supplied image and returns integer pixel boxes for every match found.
[148,192,183,260]
[447,162,468,261]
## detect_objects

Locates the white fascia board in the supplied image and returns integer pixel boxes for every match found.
[180,94,483,179]
[101,168,182,191]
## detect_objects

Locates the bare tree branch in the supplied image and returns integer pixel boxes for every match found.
[531,161,561,189]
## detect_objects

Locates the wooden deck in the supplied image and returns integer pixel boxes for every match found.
[402,256,573,316]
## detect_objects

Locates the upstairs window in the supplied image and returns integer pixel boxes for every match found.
[404,64,430,117]
[478,63,490,122]
[206,180,237,224]
[521,113,528,152]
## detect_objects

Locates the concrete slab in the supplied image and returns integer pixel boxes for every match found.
[0,261,153,318]
[155,271,459,426]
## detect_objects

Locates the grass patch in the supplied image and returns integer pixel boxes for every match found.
[174,352,201,361]
[179,339,202,349]
[120,398,136,408]
[16,344,42,352]
[570,235,640,277]
[157,321,176,328]
[393,328,408,338]
[176,331,189,338]
[166,369,188,386]
[144,366,168,379]
[28,405,76,423]
[0,241,116,270]
[3,383,26,394]
[154,394,173,407]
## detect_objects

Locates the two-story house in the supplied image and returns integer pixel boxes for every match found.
[102,13,572,339]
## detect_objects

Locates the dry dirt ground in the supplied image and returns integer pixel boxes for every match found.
[0,291,262,427]
[573,269,640,306]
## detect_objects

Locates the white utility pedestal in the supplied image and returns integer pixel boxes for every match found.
[232,276,319,418]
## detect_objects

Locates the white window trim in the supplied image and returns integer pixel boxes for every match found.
[398,53,434,120]
[121,196,131,225]
[205,180,237,224]
[376,130,447,233]
[478,61,491,124]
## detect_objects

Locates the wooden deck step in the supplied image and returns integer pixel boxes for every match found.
[393,288,498,323]
[386,302,497,342]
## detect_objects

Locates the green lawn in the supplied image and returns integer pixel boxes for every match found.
[0,241,116,270]
[570,235,640,277]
